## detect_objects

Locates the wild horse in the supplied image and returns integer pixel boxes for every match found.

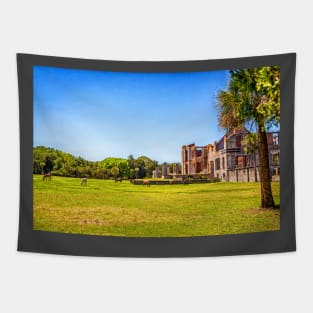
[42,172,52,181]
[142,179,151,187]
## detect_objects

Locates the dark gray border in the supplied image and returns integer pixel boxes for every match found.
[17,53,296,257]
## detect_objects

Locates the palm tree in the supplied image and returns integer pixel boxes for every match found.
[217,67,280,208]
[242,133,258,182]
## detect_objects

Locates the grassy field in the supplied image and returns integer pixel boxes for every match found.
[33,175,280,237]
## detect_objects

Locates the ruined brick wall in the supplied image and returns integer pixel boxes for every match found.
[228,167,261,182]
[182,129,280,181]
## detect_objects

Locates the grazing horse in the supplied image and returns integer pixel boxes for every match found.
[81,177,87,186]
[115,177,123,183]
[142,179,151,187]
[42,172,52,181]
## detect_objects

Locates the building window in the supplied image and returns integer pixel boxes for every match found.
[246,156,250,167]
[196,162,202,173]
[236,135,242,147]
[273,133,279,146]
[236,156,245,168]
[215,158,220,170]
[222,157,225,169]
[210,161,214,175]
[272,153,279,165]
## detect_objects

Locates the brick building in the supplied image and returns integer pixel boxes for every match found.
[181,128,280,182]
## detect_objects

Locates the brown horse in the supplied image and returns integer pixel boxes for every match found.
[142,179,151,187]
[42,172,52,181]
[115,177,122,183]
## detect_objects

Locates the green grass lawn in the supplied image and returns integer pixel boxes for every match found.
[33,175,280,237]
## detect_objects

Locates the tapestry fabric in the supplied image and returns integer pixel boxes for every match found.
[17,53,296,257]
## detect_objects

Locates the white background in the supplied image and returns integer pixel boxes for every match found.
[0,1,312,312]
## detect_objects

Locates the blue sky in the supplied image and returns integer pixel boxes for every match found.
[34,66,230,163]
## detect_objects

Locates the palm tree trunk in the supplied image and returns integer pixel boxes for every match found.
[258,123,275,208]
[253,151,258,182]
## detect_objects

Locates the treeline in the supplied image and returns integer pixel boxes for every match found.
[33,146,180,179]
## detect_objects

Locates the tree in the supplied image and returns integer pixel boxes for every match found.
[111,167,120,178]
[135,156,156,178]
[217,66,280,208]
[99,168,108,179]
[134,167,140,179]
[127,154,136,170]
[101,157,131,178]
[33,146,101,178]
[32,147,161,180]
[43,156,54,174]
[242,133,258,182]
